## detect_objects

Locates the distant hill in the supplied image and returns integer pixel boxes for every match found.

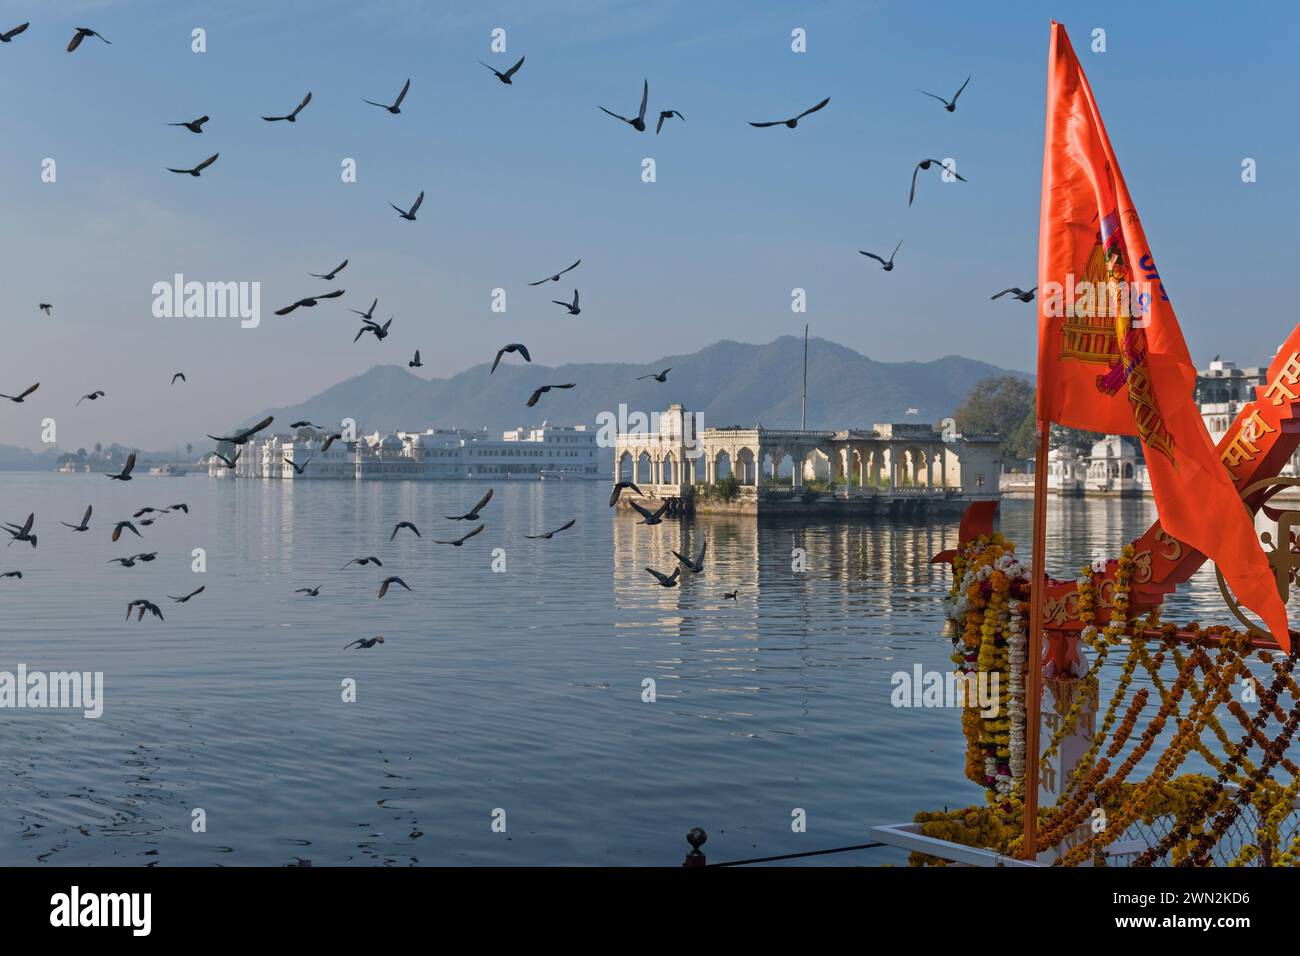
[245,337,1031,436]
[0,444,61,471]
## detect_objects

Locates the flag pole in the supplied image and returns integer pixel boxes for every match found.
[1022,419,1050,859]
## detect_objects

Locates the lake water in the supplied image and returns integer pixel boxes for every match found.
[0,473,1248,866]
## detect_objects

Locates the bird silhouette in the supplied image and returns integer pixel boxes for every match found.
[637,368,670,383]
[310,259,348,280]
[275,291,344,315]
[600,79,649,131]
[126,600,164,622]
[3,513,35,548]
[909,159,967,206]
[645,566,681,588]
[551,289,580,315]
[377,576,412,599]
[77,390,106,406]
[0,383,38,403]
[296,586,321,597]
[67,28,110,52]
[167,153,219,177]
[344,636,385,650]
[262,91,312,122]
[528,261,580,286]
[391,521,421,540]
[350,298,378,321]
[363,78,410,113]
[629,500,669,525]
[409,350,423,368]
[283,456,312,475]
[111,520,141,542]
[169,116,209,133]
[525,519,576,540]
[353,317,393,343]
[446,488,493,521]
[390,191,424,221]
[919,75,971,112]
[340,556,383,570]
[750,97,829,129]
[106,453,137,481]
[527,383,576,408]
[609,481,643,507]
[61,505,92,532]
[656,110,684,134]
[672,540,708,574]
[491,343,531,373]
[991,287,1037,302]
[38,304,52,315]
[433,525,485,547]
[479,56,525,85]
[171,372,186,384]
[860,240,903,271]
[168,586,205,603]
[0,22,29,43]
[208,416,274,445]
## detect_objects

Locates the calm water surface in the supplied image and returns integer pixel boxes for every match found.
[0,474,1244,865]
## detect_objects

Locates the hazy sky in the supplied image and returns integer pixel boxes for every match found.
[0,0,1296,450]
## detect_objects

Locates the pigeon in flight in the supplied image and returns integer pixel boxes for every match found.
[433,525,485,547]
[340,556,383,570]
[491,343,531,373]
[528,260,580,286]
[133,507,168,518]
[0,383,38,403]
[645,566,681,588]
[860,240,903,271]
[353,317,393,343]
[111,520,142,542]
[67,28,110,52]
[391,521,421,540]
[61,505,92,532]
[919,75,971,113]
[283,456,312,475]
[629,500,669,525]
[106,453,137,481]
[275,291,344,315]
[171,372,186,384]
[991,287,1037,302]
[208,416,274,445]
[167,153,219,177]
[377,576,412,599]
[656,110,684,134]
[672,541,707,574]
[169,586,206,603]
[350,298,378,321]
[3,513,35,548]
[310,259,348,280]
[391,191,424,221]
[169,116,209,133]
[296,586,321,596]
[77,390,106,406]
[525,519,576,540]
[319,434,343,453]
[363,78,410,113]
[551,289,580,315]
[909,159,967,206]
[168,503,189,514]
[212,449,240,469]
[409,350,423,368]
[526,383,575,408]
[290,421,324,429]
[344,636,385,650]
[479,56,525,85]
[637,368,670,383]
[126,599,165,622]
[0,22,29,43]
[39,304,52,315]
[609,481,643,507]
[262,91,312,122]
[600,79,649,131]
[446,488,493,521]
[0,571,20,580]
[750,97,830,129]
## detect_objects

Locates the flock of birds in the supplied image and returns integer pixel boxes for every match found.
[0,21,1024,646]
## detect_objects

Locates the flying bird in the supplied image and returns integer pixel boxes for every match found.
[289,421,323,429]
[126,599,164,622]
[283,456,312,475]
[750,96,830,129]
[106,452,137,481]
[310,259,348,280]
[349,298,378,321]
[409,350,422,368]
[433,525,485,547]
[275,291,344,315]
[637,368,670,383]
[600,79,649,131]
[340,556,384,570]
[77,390,106,406]
[479,55,524,85]
[319,434,343,453]
[296,586,321,596]
[525,519,576,540]
[0,383,38,403]
[0,22,29,43]
[38,304,52,315]
[491,343,531,373]
[108,556,141,568]
[609,481,643,507]
[991,287,1037,302]
[629,500,669,525]
[391,521,420,541]
[169,116,209,133]
[212,449,240,469]
[860,240,903,271]
[526,383,575,408]
[445,488,493,521]
[61,505,92,532]
[67,27,110,52]
[390,191,424,221]
[919,75,971,112]
[656,110,684,134]
[168,586,206,603]
[645,566,681,588]
[551,289,580,315]
[377,576,412,599]
[0,571,20,580]
[168,503,189,514]
[3,513,35,548]
[208,416,274,445]
[262,91,312,122]
[344,636,385,650]
[909,159,967,206]
[133,507,168,518]
[167,153,220,177]
[353,317,393,342]
[672,540,708,574]
[528,260,580,286]
[171,372,186,384]
[363,78,410,113]
[111,520,141,542]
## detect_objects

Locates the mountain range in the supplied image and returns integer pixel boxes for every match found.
[243,336,1030,437]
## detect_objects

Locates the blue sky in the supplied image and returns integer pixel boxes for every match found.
[0,0,1296,448]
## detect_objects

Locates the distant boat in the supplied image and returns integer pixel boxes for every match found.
[148,464,191,477]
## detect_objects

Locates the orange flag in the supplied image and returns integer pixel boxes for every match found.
[1036,22,1289,648]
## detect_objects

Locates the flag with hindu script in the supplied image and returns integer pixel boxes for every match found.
[1036,22,1290,647]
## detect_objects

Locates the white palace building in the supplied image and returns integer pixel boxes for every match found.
[208,423,601,480]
